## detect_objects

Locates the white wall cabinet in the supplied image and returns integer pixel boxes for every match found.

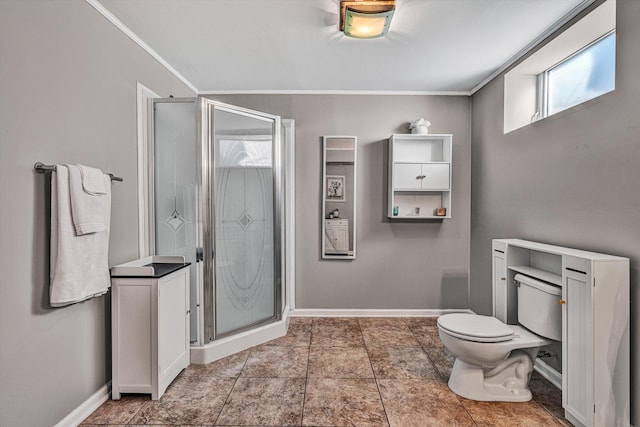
[492,239,629,427]
[110,256,191,400]
[388,134,452,219]
[324,219,349,254]
[393,163,450,190]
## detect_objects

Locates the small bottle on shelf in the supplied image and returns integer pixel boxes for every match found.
[393,206,399,216]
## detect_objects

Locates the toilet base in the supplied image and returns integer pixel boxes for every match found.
[448,350,534,402]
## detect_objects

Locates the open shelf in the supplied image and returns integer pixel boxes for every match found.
[508,265,562,286]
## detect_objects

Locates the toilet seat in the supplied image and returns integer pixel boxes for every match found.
[437,314,514,343]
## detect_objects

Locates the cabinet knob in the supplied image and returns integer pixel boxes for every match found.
[501,277,506,281]
[559,299,566,305]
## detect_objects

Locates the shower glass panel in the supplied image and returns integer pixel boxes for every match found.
[207,104,282,338]
[153,99,198,343]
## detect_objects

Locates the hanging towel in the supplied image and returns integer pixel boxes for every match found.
[50,165,111,307]
[78,164,107,195]
[67,164,107,235]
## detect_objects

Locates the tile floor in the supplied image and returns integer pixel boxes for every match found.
[81,317,570,426]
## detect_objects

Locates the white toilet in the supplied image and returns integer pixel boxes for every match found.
[437,273,562,402]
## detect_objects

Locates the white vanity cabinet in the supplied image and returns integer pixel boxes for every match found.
[492,239,629,427]
[324,219,349,254]
[110,256,191,401]
[388,134,452,219]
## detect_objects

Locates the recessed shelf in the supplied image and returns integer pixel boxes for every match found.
[508,265,562,286]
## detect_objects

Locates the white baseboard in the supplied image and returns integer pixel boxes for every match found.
[190,306,290,364]
[55,381,111,427]
[289,308,474,317]
[533,358,562,389]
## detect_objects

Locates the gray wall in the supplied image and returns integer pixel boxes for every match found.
[211,94,471,310]
[0,1,194,426]
[470,0,639,423]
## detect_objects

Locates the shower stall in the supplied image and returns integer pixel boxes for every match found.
[151,97,293,361]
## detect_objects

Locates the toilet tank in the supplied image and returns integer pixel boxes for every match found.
[515,273,562,341]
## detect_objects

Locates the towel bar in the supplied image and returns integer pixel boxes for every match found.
[34,162,123,182]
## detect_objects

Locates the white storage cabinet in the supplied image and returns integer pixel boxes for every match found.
[324,219,349,254]
[388,134,452,219]
[110,256,191,400]
[492,239,629,427]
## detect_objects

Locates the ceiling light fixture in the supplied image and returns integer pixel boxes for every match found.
[340,1,395,39]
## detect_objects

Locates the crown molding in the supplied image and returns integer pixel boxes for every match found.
[200,89,470,96]
[470,0,598,95]
[86,0,200,94]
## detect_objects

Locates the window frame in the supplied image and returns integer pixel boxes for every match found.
[535,29,616,120]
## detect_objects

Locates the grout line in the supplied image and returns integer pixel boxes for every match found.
[299,319,315,426]
[454,393,480,427]
[362,317,392,427]
[212,350,253,426]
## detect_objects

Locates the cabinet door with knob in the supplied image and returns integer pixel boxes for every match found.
[394,163,450,190]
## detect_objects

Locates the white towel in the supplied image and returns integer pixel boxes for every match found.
[50,165,111,307]
[79,164,107,195]
[67,164,107,235]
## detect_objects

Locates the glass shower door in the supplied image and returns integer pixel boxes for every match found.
[201,99,282,340]
[153,99,199,343]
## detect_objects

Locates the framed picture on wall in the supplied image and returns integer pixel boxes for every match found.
[326,175,345,202]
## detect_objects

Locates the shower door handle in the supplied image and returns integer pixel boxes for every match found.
[196,247,203,262]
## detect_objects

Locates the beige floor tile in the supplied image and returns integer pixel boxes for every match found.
[263,323,311,347]
[80,394,148,425]
[460,397,565,426]
[181,349,251,377]
[313,317,360,327]
[358,317,407,327]
[530,379,571,426]
[241,345,309,377]
[424,347,456,381]
[368,347,439,379]
[361,324,420,347]
[308,346,374,378]
[288,316,313,325]
[311,323,365,347]
[216,377,305,426]
[377,379,475,427]
[130,376,235,425]
[403,317,439,327]
[303,378,388,427]
[411,324,444,348]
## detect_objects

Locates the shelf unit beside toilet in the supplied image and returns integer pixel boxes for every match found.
[492,239,629,427]
[388,134,452,219]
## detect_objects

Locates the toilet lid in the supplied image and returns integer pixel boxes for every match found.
[438,314,514,343]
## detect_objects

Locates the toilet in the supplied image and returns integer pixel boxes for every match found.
[437,273,562,402]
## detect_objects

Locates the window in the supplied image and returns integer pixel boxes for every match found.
[539,31,616,117]
[503,0,616,133]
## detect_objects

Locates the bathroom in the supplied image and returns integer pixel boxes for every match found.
[1,0,638,426]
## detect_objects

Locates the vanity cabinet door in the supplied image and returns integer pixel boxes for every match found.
[563,264,594,427]
[492,249,508,323]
